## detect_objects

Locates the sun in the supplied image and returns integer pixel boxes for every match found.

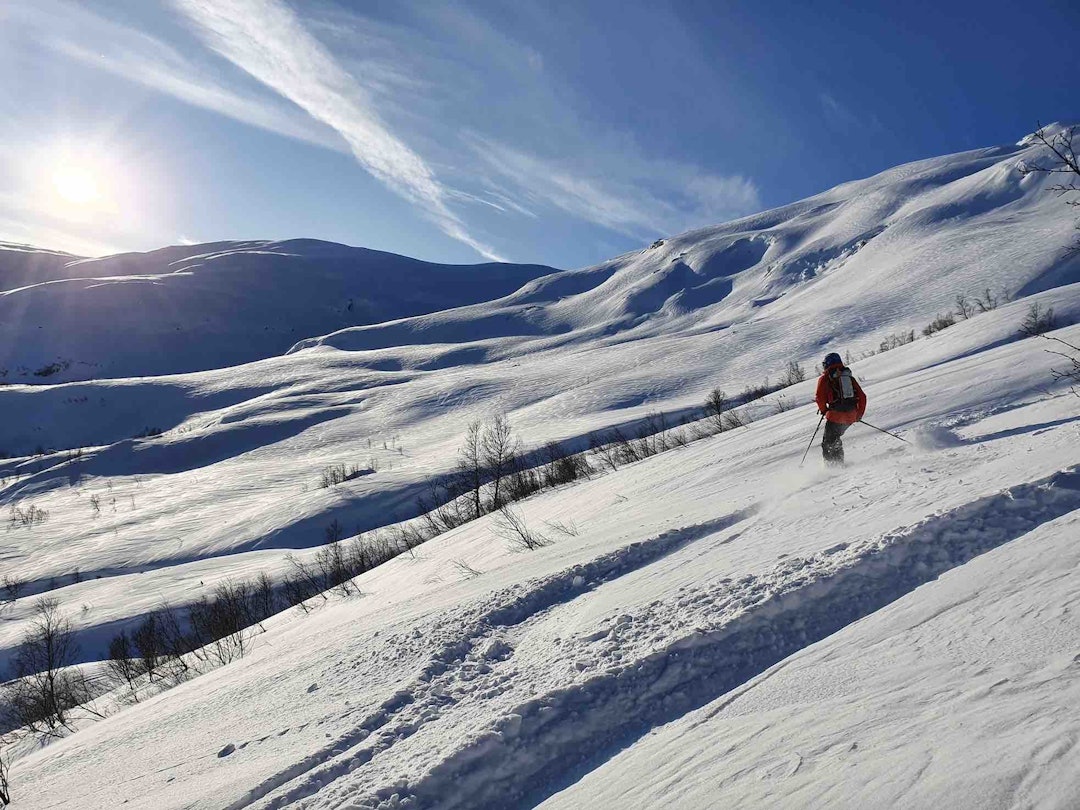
[52,164,101,206]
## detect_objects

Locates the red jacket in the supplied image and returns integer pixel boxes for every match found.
[815,363,867,424]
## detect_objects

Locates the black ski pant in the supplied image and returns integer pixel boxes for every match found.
[822,420,851,465]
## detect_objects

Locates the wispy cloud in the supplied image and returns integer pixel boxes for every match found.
[4,1,341,154]
[471,136,760,240]
[820,93,883,133]
[174,0,506,261]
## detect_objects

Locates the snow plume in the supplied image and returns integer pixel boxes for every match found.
[174,0,506,262]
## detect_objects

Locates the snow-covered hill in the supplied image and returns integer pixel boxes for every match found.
[0,240,556,382]
[2,127,1079,809]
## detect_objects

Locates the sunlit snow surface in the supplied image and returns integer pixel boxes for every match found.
[2,129,1080,809]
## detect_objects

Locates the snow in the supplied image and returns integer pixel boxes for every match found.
[2,128,1080,809]
[0,239,555,382]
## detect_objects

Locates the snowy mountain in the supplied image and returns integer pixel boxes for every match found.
[0,240,556,382]
[2,127,1079,809]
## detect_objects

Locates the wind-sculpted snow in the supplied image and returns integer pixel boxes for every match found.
[221,512,753,810]
[4,128,1080,810]
[233,468,1080,810]
[0,239,556,381]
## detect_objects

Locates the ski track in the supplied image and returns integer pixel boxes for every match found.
[222,511,753,810]
[231,465,1080,810]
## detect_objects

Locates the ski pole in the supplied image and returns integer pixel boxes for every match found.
[799,413,826,467]
[858,419,908,443]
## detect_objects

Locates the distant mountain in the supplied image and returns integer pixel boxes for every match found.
[0,239,557,382]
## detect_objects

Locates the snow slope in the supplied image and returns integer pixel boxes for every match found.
[2,126,1080,808]
[9,321,1080,810]
[0,239,555,381]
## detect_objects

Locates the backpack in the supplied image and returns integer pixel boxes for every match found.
[829,367,858,412]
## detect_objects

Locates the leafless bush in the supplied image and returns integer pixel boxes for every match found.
[773,394,794,414]
[457,420,486,521]
[704,388,727,431]
[251,572,277,629]
[506,451,542,501]
[7,503,48,529]
[954,294,975,320]
[922,314,956,336]
[131,612,167,682]
[482,413,518,510]
[188,582,256,666]
[721,407,749,430]
[741,378,773,402]
[451,559,483,580]
[283,555,330,611]
[974,287,1004,312]
[589,431,623,471]
[0,737,10,806]
[539,442,590,488]
[1,576,22,606]
[494,506,551,551]
[781,360,806,386]
[4,598,93,733]
[106,631,142,702]
[544,518,580,537]
[89,494,101,517]
[879,330,917,352]
[319,462,371,488]
[315,541,357,597]
[1018,123,1080,255]
[1020,302,1056,336]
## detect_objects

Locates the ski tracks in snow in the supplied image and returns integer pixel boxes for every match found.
[234,467,1080,810]
[223,512,752,810]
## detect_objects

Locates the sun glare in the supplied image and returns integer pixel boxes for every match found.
[52,165,101,206]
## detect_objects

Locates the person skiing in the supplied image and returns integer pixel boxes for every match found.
[814,352,867,466]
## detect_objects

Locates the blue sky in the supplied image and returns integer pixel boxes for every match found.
[0,0,1076,268]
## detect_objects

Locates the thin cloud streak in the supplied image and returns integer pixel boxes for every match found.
[4,1,341,155]
[175,0,506,262]
[472,136,760,241]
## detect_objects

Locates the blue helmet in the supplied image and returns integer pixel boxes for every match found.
[822,352,842,369]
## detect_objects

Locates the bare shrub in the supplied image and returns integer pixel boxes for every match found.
[189,582,256,666]
[704,388,727,431]
[544,518,580,537]
[106,631,142,702]
[1018,123,1080,255]
[451,559,483,580]
[494,506,550,551]
[879,330,917,352]
[721,407,749,430]
[131,612,167,682]
[1020,302,1057,336]
[741,378,773,402]
[922,314,956,336]
[251,572,277,628]
[318,462,371,489]
[7,504,48,529]
[4,598,92,733]
[314,541,357,597]
[0,737,10,806]
[781,360,806,386]
[1,576,22,607]
[283,555,330,611]
[506,451,541,502]
[589,431,622,472]
[456,420,485,521]
[482,413,518,510]
[954,294,975,320]
[974,287,1004,312]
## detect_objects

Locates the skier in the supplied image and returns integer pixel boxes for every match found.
[814,352,867,466]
